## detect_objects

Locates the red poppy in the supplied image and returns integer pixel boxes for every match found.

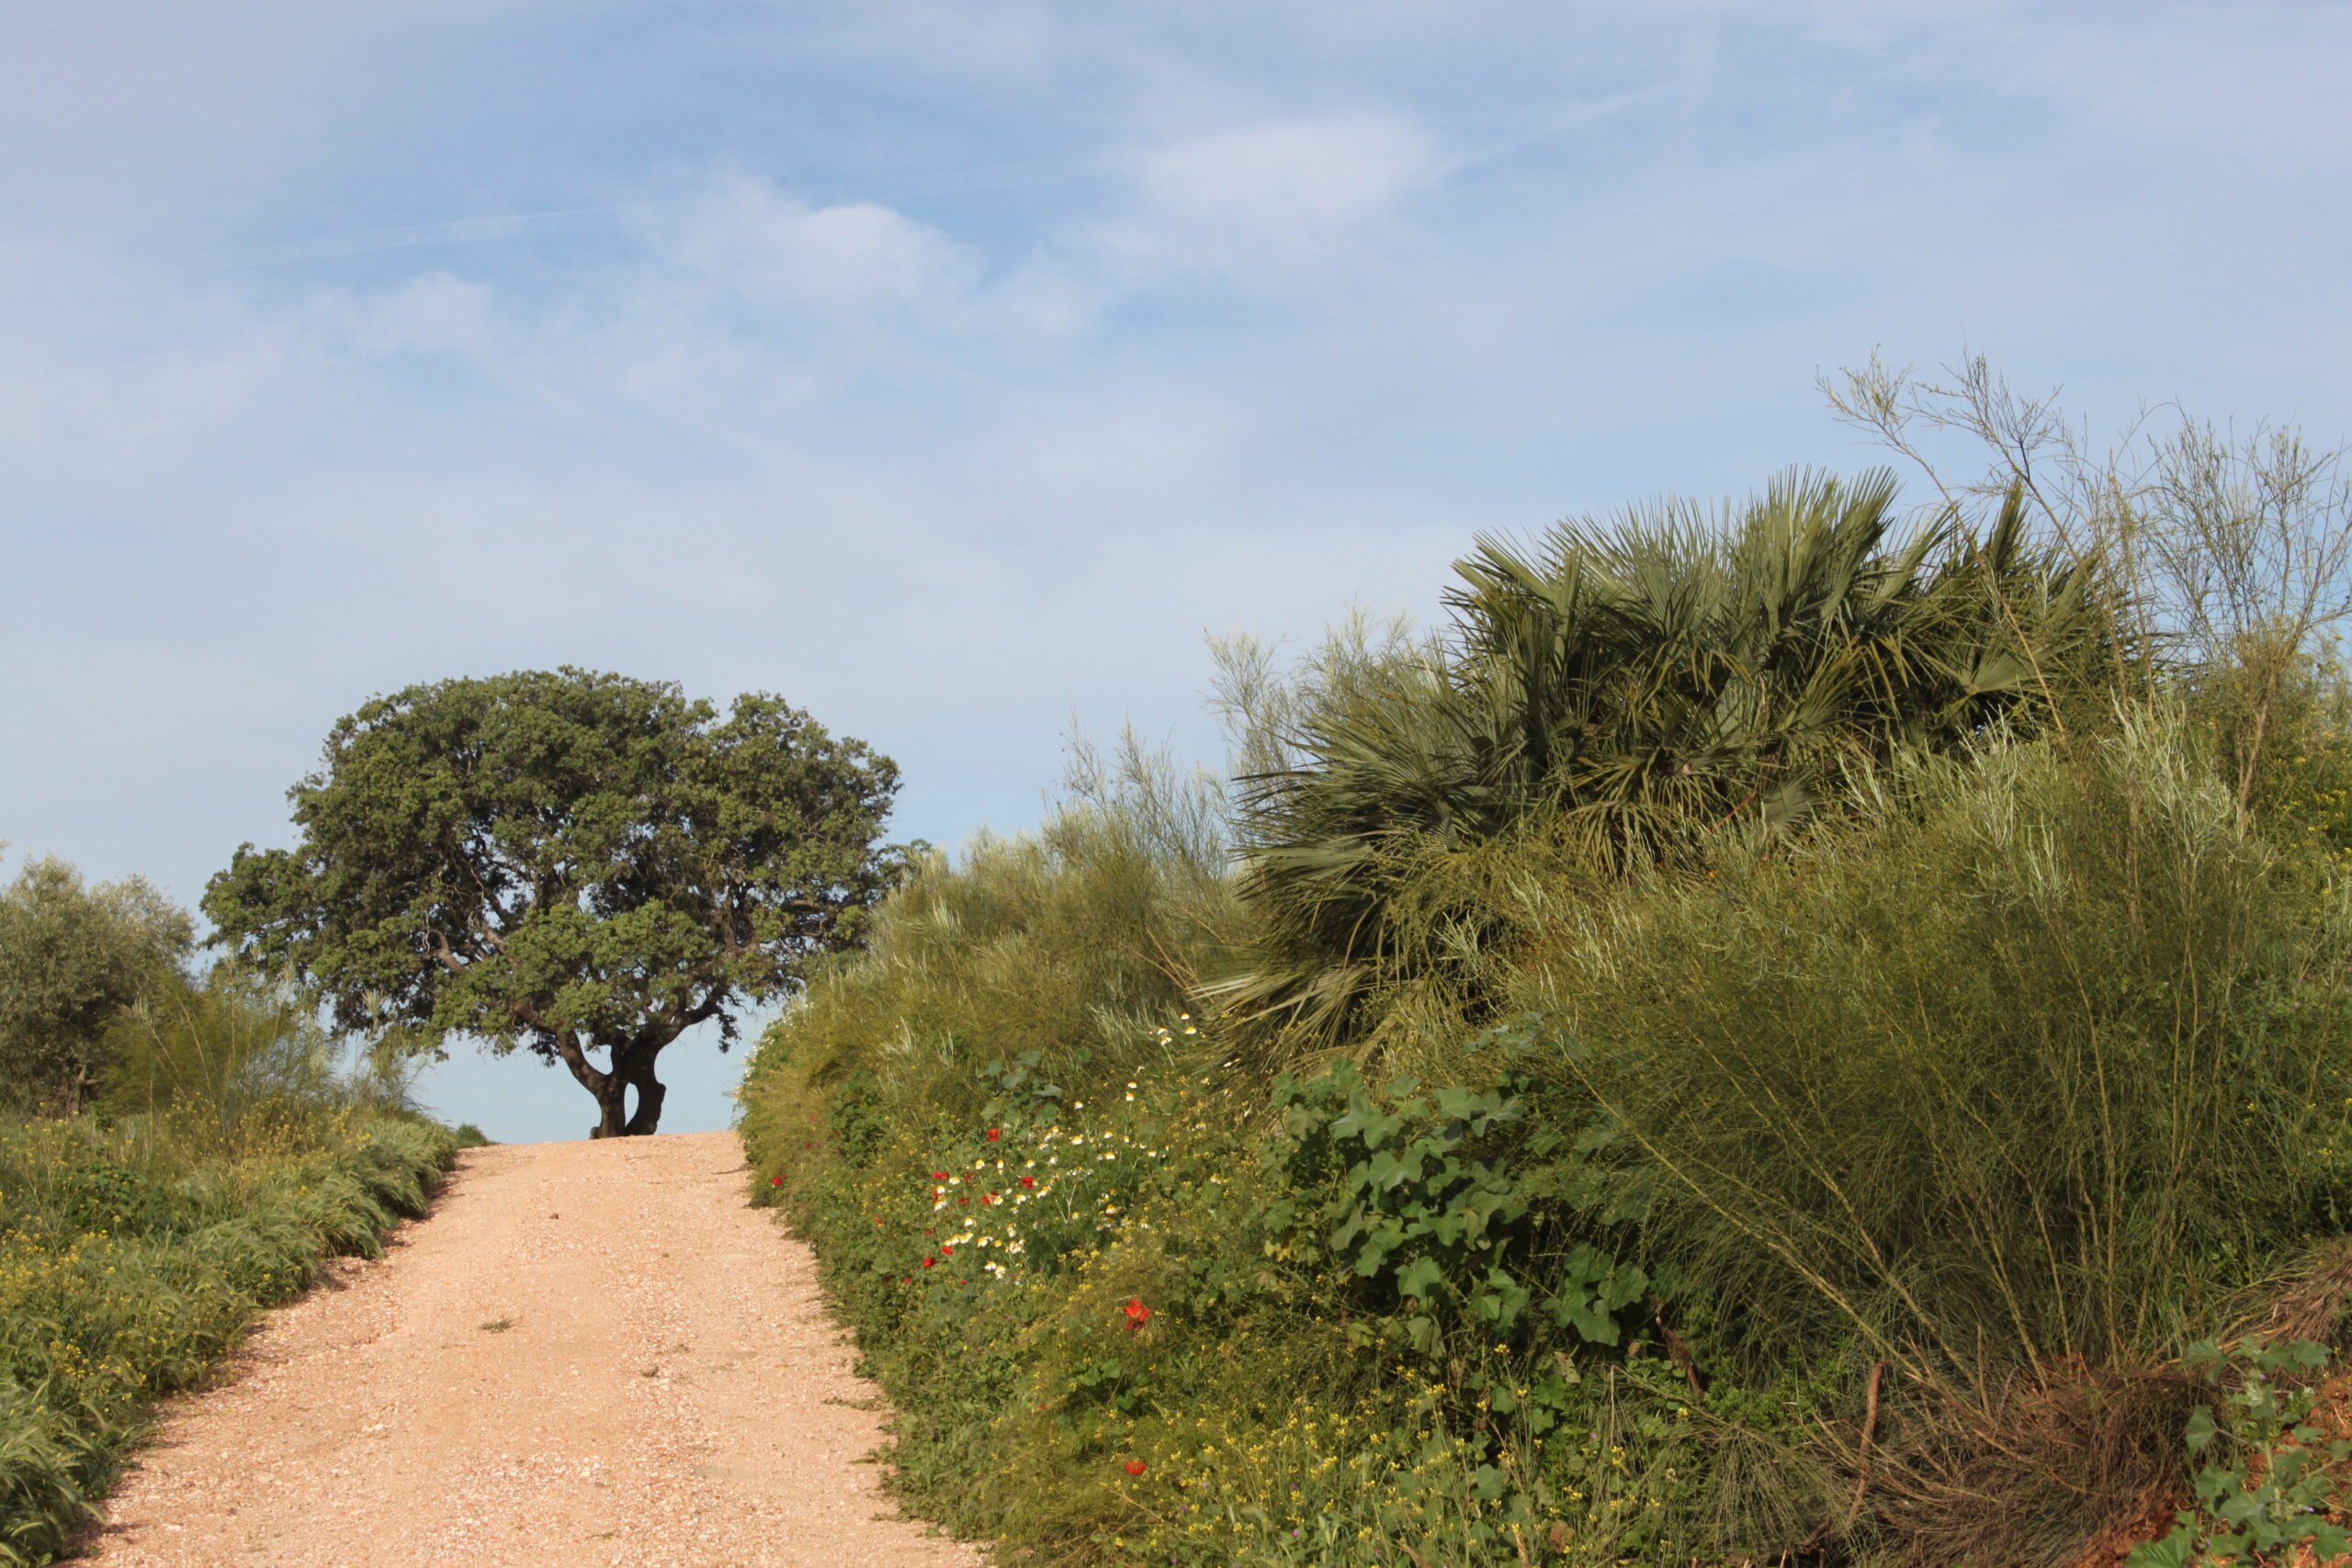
[922,1258,936,1269]
[1124,1298,1152,1327]
[1124,1460,1148,1476]
[1020,1175,1036,1189]
[932,1171,949,1179]
[987,1128,1001,1141]
[941,1245,954,1256]
[770,1175,783,1187]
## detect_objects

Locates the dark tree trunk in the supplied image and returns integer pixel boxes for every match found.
[586,1047,668,1138]
[622,1054,667,1135]
[589,1073,631,1139]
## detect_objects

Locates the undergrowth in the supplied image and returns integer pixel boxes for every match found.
[743,403,2352,1563]
[0,1109,454,1563]
[748,703,2352,1563]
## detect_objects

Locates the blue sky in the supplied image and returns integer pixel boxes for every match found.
[6,1,2349,1140]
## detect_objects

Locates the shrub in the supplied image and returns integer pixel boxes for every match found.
[0,858,190,1117]
[1510,711,2352,1560]
[0,1112,454,1564]
[748,393,2352,1563]
[1215,471,2121,1066]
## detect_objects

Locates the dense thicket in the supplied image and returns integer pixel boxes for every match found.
[742,367,2352,1567]
[1216,468,2118,1061]
[0,857,458,1565]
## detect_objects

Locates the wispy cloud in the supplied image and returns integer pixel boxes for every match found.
[263,201,692,264]
[6,0,2352,900]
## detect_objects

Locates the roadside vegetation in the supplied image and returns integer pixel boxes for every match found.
[0,858,456,1566]
[742,360,2352,1566]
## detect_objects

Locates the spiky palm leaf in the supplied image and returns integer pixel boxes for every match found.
[1215,468,2119,1059]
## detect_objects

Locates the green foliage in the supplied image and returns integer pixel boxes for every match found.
[741,731,1235,1138]
[740,749,1739,1564]
[203,667,901,1136]
[752,1033,1709,1566]
[1260,1063,1646,1355]
[0,857,191,1116]
[750,708,2352,1562]
[1528,715,2352,1379]
[2128,1337,2352,1568]
[0,1112,453,1564]
[1216,470,2120,1062]
[98,967,422,1153]
[746,409,2352,1564]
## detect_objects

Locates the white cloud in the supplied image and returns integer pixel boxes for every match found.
[334,272,498,358]
[656,172,979,318]
[1102,112,1438,285]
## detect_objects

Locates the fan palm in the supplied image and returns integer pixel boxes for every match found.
[1215,468,2121,1060]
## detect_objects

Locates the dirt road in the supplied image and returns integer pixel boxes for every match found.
[84,1134,982,1568]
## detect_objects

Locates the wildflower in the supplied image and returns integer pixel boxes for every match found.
[1125,1298,1152,1328]
[1020,1175,1036,1189]
[769,1175,783,1187]
[932,1171,948,1179]
[941,1245,955,1256]
[923,1258,936,1269]
[1125,1460,1148,1476]
[987,1128,1001,1141]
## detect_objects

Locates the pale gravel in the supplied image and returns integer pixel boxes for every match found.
[81,1132,986,1568]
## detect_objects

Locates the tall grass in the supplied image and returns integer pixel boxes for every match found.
[0,970,454,1565]
[1502,712,2352,1560]
[745,732,1237,1135]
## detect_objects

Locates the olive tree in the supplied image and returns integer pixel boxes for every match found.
[202,669,902,1137]
[0,853,193,1114]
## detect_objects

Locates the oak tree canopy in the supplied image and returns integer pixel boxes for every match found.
[203,669,901,1137]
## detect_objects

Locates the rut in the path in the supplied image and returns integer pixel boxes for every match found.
[83,1133,980,1568]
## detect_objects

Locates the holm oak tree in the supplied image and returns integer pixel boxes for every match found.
[203,669,902,1137]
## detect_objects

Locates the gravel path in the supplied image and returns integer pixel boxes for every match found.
[83,1133,983,1568]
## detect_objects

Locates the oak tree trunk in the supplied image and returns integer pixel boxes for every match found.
[623,1055,667,1135]
[590,1073,630,1138]
[586,1047,668,1138]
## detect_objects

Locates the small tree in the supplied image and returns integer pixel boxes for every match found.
[0,853,193,1114]
[202,669,902,1137]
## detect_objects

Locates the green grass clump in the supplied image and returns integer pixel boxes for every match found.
[0,964,460,1563]
[0,1110,454,1564]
